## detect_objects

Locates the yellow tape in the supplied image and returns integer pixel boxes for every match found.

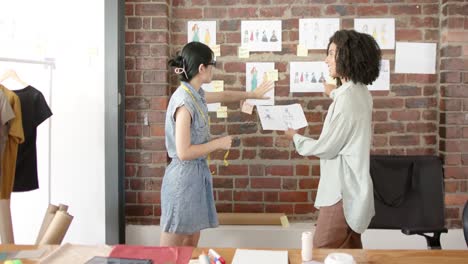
[223,150,230,167]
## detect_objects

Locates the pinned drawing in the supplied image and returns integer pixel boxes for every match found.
[202,81,222,112]
[354,18,395,50]
[290,61,330,93]
[368,60,390,91]
[241,20,282,52]
[299,18,340,50]
[246,62,275,106]
[187,21,217,47]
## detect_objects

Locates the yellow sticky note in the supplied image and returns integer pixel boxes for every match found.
[216,106,228,118]
[297,44,308,57]
[238,46,250,58]
[280,215,290,228]
[267,70,279,81]
[212,80,224,92]
[241,101,254,115]
[210,44,221,57]
[88,47,99,57]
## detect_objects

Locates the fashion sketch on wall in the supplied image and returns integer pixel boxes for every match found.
[241,20,282,52]
[299,18,340,50]
[354,18,395,50]
[245,62,275,106]
[290,61,329,93]
[187,21,217,47]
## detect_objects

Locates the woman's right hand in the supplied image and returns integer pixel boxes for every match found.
[216,135,232,150]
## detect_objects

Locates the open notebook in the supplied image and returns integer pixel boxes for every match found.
[231,249,288,264]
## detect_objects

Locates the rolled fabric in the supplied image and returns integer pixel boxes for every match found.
[0,199,14,243]
[38,210,73,245]
[58,204,68,212]
[35,204,59,244]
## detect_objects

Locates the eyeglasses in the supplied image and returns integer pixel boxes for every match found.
[205,60,217,67]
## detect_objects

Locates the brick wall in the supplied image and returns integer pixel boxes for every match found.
[124,0,467,228]
[439,0,468,228]
[125,0,170,224]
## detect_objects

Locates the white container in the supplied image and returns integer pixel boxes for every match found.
[301,231,313,261]
[324,253,356,264]
[198,253,210,264]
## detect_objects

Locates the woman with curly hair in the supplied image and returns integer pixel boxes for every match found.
[285,29,381,249]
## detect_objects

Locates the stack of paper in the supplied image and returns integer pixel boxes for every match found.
[231,249,288,264]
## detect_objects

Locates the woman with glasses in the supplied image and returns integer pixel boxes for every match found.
[160,41,273,247]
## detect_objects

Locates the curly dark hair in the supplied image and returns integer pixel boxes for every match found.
[327,29,381,86]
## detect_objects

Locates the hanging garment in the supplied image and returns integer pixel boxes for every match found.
[0,90,15,191]
[13,86,52,192]
[0,84,24,199]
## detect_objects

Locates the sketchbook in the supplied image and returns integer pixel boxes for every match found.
[257,104,308,131]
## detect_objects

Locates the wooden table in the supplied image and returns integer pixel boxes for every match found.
[0,244,48,264]
[2,245,468,264]
[193,247,468,264]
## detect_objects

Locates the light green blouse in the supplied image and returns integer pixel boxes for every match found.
[293,81,375,234]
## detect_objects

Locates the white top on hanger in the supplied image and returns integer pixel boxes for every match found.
[0,69,29,90]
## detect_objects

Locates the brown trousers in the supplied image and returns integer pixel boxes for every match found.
[313,200,363,249]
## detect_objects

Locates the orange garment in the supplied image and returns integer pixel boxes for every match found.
[0,85,24,199]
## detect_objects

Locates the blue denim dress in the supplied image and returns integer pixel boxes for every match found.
[160,82,218,234]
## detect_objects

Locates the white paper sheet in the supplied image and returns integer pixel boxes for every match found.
[257,104,308,131]
[290,61,329,93]
[202,81,222,112]
[395,42,437,74]
[7,248,48,259]
[187,21,216,47]
[232,249,288,264]
[368,60,390,91]
[246,62,275,106]
[241,20,282,52]
[299,18,340,50]
[354,18,395,50]
[39,243,113,264]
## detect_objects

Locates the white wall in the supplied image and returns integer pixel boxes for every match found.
[0,0,106,244]
[126,224,467,250]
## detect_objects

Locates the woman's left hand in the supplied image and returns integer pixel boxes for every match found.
[251,81,274,99]
[284,128,297,141]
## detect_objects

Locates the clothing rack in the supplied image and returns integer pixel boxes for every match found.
[0,57,55,68]
[0,57,55,204]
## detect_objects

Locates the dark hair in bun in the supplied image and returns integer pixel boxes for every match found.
[168,41,214,82]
